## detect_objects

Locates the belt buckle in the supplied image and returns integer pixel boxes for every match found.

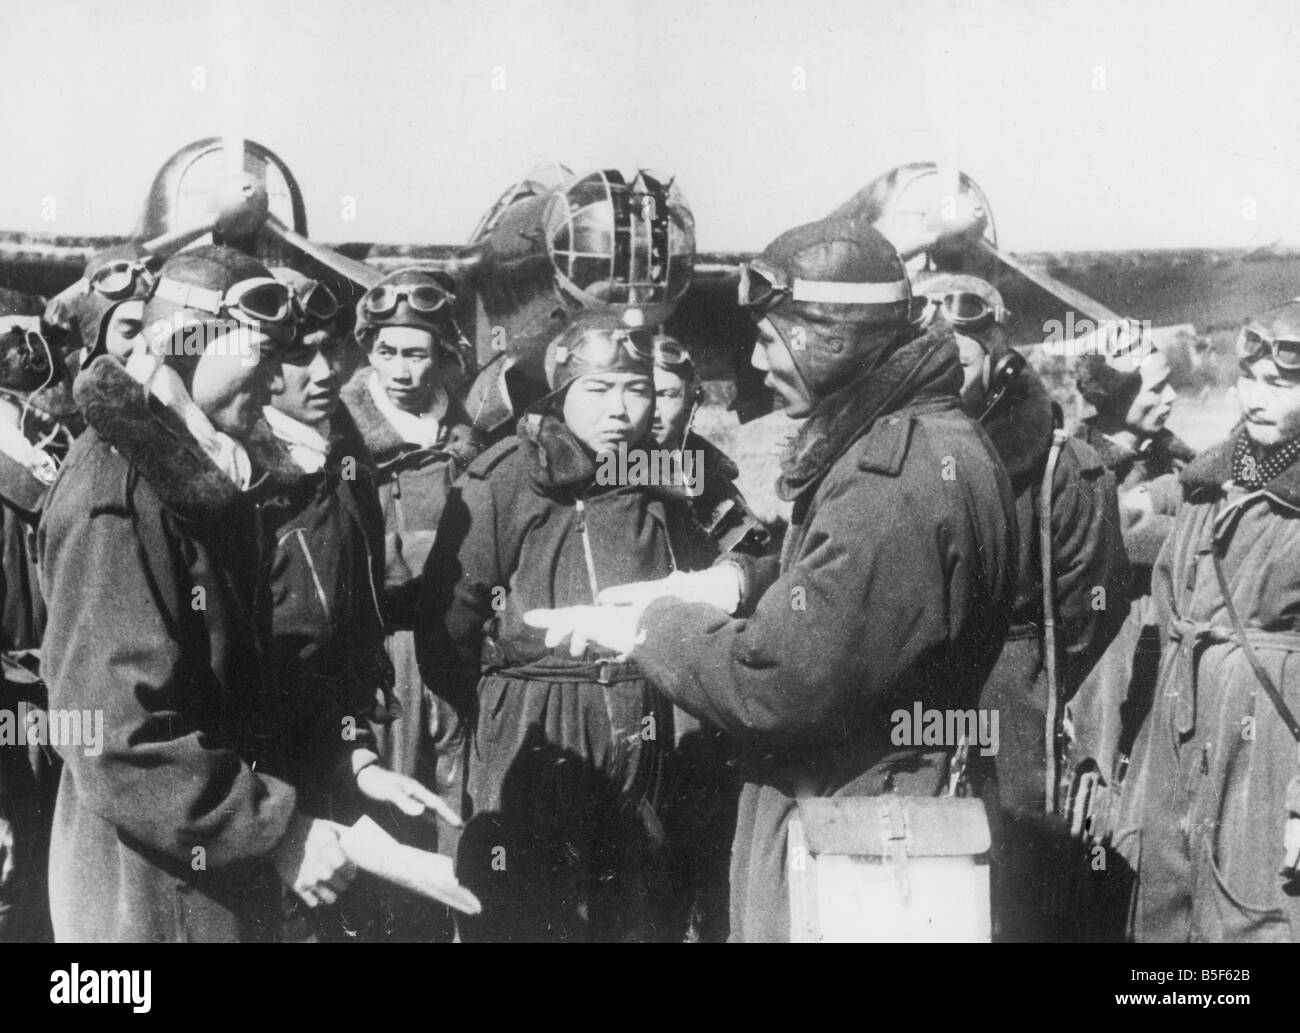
[596,659,614,685]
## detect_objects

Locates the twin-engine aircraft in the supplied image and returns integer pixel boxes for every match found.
[1,138,1287,431]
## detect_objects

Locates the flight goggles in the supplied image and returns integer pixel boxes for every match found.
[292,279,340,327]
[152,276,297,327]
[651,336,692,370]
[1237,324,1300,371]
[360,282,452,319]
[929,291,1008,335]
[555,326,656,368]
[738,259,912,315]
[89,257,160,301]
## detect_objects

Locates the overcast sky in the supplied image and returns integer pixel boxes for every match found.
[2,0,1297,252]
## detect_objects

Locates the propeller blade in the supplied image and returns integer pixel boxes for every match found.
[976,237,1121,326]
[143,219,217,259]
[263,216,385,290]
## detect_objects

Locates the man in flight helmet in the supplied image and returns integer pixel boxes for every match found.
[529,216,1019,941]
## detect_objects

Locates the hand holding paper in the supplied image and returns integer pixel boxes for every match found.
[334,815,480,915]
[355,764,462,828]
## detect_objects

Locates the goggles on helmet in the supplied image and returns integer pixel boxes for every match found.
[1237,324,1300,372]
[89,257,160,301]
[360,282,451,319]
[152,275,297,329]
[738,259,913,315]
[293,279,340,328]
[651,336,692,371]
[737,261,791,314]
[555,326,656,369]
[930,291,1008,336]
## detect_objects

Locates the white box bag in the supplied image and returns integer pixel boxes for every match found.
[788,795,992,943]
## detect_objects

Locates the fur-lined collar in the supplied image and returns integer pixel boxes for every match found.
[778,323,964,501]
[684,430,740,483]
[517,412,691,506]
[324,401,376,477]
[1181,422,1300,510]
[979,363,1056,487]
[340,365,479,472]
[73,356,309,518]
[1075,422,1195,479]
[1073,421,1135,473]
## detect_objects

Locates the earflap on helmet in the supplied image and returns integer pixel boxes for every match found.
[748,218,920,394]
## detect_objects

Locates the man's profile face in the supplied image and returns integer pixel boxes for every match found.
[752,317,813,418]
[1124,349,1176,437]
[190,331,283,439]
[1237,354,1300,446]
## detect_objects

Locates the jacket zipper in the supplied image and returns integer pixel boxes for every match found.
[281,527,332,624]
[575,498,601,603]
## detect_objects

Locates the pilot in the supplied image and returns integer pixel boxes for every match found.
[260,269,459,939]
[1065,329,1198,934]
[527,217,1018,942]
[269,267,365,383]
[647,332,768,941]
[44,242,156,375]
[1072,337,1193,585]
[41,245,358,941]
[0,288,69,942]
[1117,298,1300,941]
[416,313,701,941]
[338,268,480,939]
[650,333,775,558]
[922,273,1130,941]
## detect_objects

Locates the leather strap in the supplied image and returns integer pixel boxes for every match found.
[1041,421,1068,814]
[1210,543,1300,743]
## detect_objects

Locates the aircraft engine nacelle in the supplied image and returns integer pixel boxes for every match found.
[135,137,309,263]
[831,162,997,273]
[462,165,695,436]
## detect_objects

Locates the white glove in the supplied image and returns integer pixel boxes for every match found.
[596,565,743,616]
[523,605,648,659]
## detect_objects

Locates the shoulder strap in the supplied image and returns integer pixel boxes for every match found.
[1211,543,1300,743]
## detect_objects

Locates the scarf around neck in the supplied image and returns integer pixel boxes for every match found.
[1232,431,1300,490]
[777,323,963,501]
[367,368,447,449]
[263,405,331,474]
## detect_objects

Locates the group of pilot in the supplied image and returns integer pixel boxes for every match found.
[2,201,1300,944]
